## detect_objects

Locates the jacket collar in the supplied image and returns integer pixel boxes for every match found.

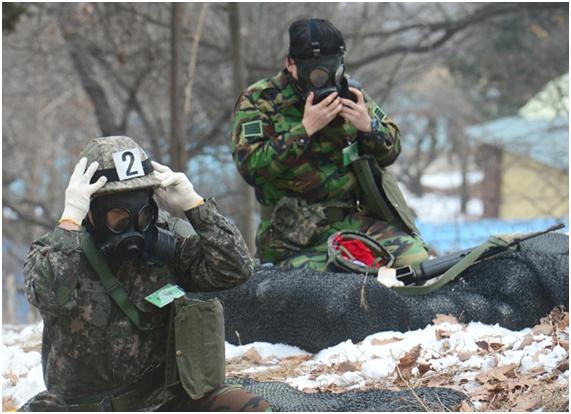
[270,69,303,109]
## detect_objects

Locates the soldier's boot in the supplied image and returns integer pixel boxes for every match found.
[184,384,271,412]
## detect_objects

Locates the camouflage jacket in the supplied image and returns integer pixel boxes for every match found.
[24,199,253,399]
[231,70,401,206]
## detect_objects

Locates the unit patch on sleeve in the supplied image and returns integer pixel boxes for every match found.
[242,120,263,138]
[373,107,384,124]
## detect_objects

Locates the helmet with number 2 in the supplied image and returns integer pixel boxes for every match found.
[80,136,161,197]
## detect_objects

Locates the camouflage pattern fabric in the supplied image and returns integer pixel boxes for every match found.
[259,211,429,271]
[231,70,428,269]
[22,198,255,410]
[81,136,161,197]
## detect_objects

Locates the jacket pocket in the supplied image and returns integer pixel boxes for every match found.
[174,296,225,400]
[270,197,327,248]
[76,279,112,328]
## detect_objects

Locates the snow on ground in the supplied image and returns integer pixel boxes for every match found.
[2,323,45,410]
[421,171,483,191]
[3,310,568,411]
[406,190,484,223]
[223,310,568,412]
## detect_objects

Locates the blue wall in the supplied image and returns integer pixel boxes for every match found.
[417,217,569,254]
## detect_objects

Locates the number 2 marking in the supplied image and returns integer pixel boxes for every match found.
[122,151,139,176]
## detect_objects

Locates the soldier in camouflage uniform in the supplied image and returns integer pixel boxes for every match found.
[21,136,271,411]
[231,19,429,271]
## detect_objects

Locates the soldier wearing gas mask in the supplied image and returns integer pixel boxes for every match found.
[232,18,429,272]
[21,136,271,411]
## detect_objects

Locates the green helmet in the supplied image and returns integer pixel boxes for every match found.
[80,136,160,197]
[326,230,395,274]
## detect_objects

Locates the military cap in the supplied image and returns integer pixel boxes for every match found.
[81,136,161,197]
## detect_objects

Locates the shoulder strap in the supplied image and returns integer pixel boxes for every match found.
[351,156,396,222]
[392,236,510,296]
[80,230,147,330]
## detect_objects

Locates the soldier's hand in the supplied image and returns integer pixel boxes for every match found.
[302,92,342,137]
[340,88,371,133]
[60,157,107,227]
[151,161,204,214]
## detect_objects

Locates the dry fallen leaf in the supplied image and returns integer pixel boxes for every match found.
[475,340,491,352]
[435,329,450,340]
[470,386,491,402]
[533,323,554,336]
[512,396,541,411]
[398,345,422,370]
[516,334,535,350]
[2,396,17,412]
[3,372,18,386]
[371,337,403,346]
[458,351,476,362]
[394,345,422,382]
[280,354,313,364]
[242,347,263,364]
[337,361,359,374]
[417,363,431,377]
[556,360,569,373]
[558,339,569,351]
[458,400,475,412]
[558,312,569,330]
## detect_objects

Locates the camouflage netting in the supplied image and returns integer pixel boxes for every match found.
[232,378,468,411]
[196,233,568,353]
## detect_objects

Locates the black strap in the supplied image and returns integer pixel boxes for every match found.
[90,159,154,184]
[308,18,321,57]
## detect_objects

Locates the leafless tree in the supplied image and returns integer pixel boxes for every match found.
[2,1,567,266]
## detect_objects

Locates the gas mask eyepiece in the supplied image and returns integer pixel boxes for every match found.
[296,50,350,104]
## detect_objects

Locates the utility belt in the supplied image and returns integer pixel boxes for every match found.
[65,367,163,412]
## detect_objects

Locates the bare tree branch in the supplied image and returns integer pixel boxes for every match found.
[58,16,121,135]
[183,3,210,115]
[3,196,54,230]
[349,3,564,69]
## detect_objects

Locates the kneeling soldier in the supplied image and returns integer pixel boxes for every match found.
[21,136,271,412]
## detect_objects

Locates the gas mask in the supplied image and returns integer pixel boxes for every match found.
[87,190,177,264]
[292,19,361,104]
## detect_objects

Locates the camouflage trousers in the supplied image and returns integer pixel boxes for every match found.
[256,212,429,271]
[19,384,271,412]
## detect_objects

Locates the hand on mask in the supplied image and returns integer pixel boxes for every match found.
[151,161,204,215]
[339,87,372,133]
[60,157,107,226]
[301,92,342,137]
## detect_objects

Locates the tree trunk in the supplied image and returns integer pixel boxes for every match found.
[170,3,185,172]
[228,2,256,254]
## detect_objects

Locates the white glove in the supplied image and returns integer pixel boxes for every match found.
[151,161,203,214]
[60,157,107,225]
